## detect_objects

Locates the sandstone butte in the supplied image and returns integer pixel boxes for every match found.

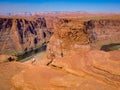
[0,13,120,90]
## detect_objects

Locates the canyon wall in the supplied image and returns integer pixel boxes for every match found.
[84,19,120,49]
[0,16,120,57]
[0,17,52,54]
[46,18,89,59]
[47,18,120,59]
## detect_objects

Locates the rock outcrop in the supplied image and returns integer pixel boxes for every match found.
[47,18,90,59]
[47,17,120,58]
[0,17,52,54]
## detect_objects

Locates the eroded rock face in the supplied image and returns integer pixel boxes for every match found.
[84,19,120,49]
[85,20,120,39]
[47,18,90,59]
[47,18,120,59]
[0,17,52,54]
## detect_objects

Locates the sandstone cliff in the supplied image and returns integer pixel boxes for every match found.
[0,17,52,54]
[47,17,120,58]
[84,19,120,49]
[47,18,90,59]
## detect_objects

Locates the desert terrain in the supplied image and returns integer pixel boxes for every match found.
[0,12,120,90]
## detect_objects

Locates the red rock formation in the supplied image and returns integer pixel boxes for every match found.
[47,17,120,58]
[47,18,90,58]
[0,17,52,54]
[84,19,120,49]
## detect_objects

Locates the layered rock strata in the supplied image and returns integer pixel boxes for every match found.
[47,18,120,58]
[0,17,52,54]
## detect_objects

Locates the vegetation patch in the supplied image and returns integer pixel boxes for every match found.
[100,43,120,51]
[13,43,47,62]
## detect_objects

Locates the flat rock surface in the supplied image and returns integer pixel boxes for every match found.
[0,50,120,90]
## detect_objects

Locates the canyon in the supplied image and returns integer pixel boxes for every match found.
[0,16,52,55]
[0,13,120,90]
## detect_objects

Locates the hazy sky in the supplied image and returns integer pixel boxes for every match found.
[0,0,120,13]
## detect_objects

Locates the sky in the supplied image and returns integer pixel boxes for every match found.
[0,0,120,14]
